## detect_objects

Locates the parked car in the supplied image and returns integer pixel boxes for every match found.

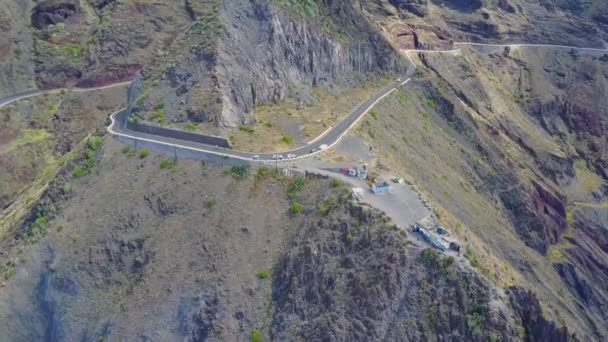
[287,154,296,159]
[252,155,260,160]
[277,154,284,160]
[272,154,279,160]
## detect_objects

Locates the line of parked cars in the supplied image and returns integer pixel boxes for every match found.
[251,143,329,161]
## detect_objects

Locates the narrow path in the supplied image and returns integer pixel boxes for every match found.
[0,81,133,108]
[454,42,608,53]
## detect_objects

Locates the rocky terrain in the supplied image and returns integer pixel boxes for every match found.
[1,0,608,341]
[0,138,567,341]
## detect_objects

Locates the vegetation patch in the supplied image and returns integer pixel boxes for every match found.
[139,148,149,159]
[287,176,305,201]
[239,124,255,134]
[282,134,294,144]
[228,164,250,180]
[160,159,178,170]
[290,202,302,214]
[250,328,262,342]
[2,129,51,153]
[1,261,16,281]
[183,122,197,131]
[274,0,319,17]
[72,136,104,178]
[256,269,269,279]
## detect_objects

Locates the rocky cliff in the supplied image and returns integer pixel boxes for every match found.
[132,0,408,128]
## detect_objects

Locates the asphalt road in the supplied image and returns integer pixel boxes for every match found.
[108,76,412,162]
[2,41,605,164]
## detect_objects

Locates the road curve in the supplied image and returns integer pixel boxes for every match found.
[4,41,604,164]
[108,77,412,162]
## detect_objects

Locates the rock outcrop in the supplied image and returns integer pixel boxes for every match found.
[133,0,408,128]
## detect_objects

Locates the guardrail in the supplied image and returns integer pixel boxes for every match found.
[124,119,231,148]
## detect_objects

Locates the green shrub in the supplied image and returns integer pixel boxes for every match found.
[346,233,354,245]
[318,200,331,216]
[287,176,305,200]
[2,261,16,280]
[72,166,85,178]
[427,99,437,109]
[151,109,166,124]
[29,213,49,238]
[438,256,455,272]
[184,122,197,131]
[464,246,480,268]
[206,198,217,208]
[330,178,343,188]
[87,136,104,151]
[417,248,438,267]
[256,269,269,279]
[466,312,484,336]
[229,164,250,179]
[160,159,177,170]
[139,148,149,159]
[250,328,261,342]
[282,135,294,144]
[239,124,255,133]
[290,202,302,214]
[369,109,378,119]
[121,146,131,154]
[153,103,164,111]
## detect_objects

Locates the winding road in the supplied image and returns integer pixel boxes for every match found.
[1,42,606,163]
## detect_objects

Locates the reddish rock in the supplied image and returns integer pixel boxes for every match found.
[530,180,567,244]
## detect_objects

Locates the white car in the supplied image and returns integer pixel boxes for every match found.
[319,144,328,150]
[287,154,296,159]
[277,154,284,160]
[252,155,260,160]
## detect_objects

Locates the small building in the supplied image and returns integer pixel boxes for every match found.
[352,187,365,201]
[372,178,390,194]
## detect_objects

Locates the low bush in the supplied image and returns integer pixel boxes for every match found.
[139,148,149,159]
[282,134,294,144]
[206,198,217,208]
[160,159,177,170]
[250,328,261,342]
[256,269,269,279]
[72,166,85,178]
[184,122,197,131]
[330,177,343,188]
[290,202,302,214]
[239,124,255,133]
[229,164,250,179]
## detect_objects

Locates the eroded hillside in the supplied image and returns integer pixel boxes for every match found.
[357,44,608,339]
[1,0,608,341]
[0,138,565,341]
